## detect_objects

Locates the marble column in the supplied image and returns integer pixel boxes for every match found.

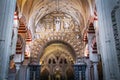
[91,51,99,80]
[93,63,98,80]
[86,65,91,80]
[85,59,92,80]
[87,33,95,61]
[11,12,19,55]
[95,0,120,80]
[15,64,21,72]
[26,67,30,80]
[79,71,82,80]
[0,0,16,80]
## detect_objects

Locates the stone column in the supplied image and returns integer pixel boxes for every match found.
[26,67,30,80]
[87,23,95,62]
[87,33,95,61]
[0,0,16,80]
[15,64,21,72]
[85,59,92,80]
[93,63,98,80]
[79,71,82,80]
[95,0,120,80]
[91,52,99,80]
[11,12,19,55]
[86,65,91,80]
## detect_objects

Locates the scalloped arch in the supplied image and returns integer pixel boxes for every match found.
[30,33,84,63]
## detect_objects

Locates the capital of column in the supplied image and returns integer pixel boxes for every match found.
[87,63,92,69]
[93,62,98,66]
[15,63,21,72]
[13,12,19,28]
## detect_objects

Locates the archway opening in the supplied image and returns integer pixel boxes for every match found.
[66,68,74,80]
[40,68,49,80]
[40,42,75,80]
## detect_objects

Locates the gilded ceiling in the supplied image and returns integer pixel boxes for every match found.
[17,0,95,34]
[17,0,95,63]
[40,43,75,64]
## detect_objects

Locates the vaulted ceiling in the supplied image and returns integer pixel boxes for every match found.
[17,0,95,35]
[16,0,96,61]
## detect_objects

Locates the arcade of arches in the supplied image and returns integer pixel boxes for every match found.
[0,0,120,80]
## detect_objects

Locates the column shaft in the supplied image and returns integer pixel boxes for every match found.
[95,0,120,80]
[11,27,18,55]
[86,66,91,80]
[93,63,98,80]
[0,0,16,79]
[11,12,19,55]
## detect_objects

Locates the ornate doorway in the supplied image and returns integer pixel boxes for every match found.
[40,68,49,80]
[66,68,74,80]
[54,67,62,80]
[29,42,86,80]
[40,43,75,80]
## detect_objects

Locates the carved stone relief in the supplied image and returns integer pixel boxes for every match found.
[111,2,120,71]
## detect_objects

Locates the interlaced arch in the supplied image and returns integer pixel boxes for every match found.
[30,33,84,63]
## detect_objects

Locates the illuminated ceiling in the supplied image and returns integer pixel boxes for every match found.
[17,0,96,62]
[40,43,75,64]
[17,0,95,34]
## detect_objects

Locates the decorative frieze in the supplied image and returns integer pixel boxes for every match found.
[111,3,120,71]
[30,32,84,63]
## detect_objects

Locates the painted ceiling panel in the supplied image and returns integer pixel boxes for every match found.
[17,0,95,25]
[17,0,95,38]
